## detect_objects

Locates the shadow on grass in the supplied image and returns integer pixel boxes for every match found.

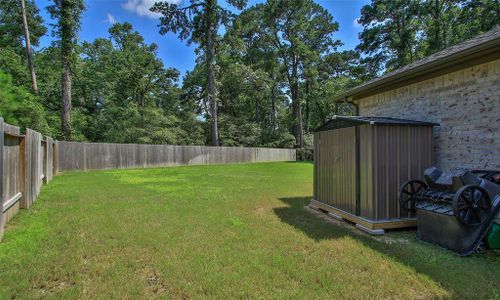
[274,197,500,299]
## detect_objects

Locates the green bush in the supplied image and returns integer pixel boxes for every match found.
[296,133,314,161]
[0,69,49,134]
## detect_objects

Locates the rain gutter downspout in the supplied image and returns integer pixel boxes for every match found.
[343,97,359,116]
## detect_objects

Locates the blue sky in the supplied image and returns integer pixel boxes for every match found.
[35,0,369,78]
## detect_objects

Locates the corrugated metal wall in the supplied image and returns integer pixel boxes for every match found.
[359,125,373,219]
[314,124,433,221]
[314,127,357,214]
[360,125,433,220]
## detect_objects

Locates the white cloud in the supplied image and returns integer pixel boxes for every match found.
[107,13,117,24]
[122,0,179,19]
[353,17,362,28]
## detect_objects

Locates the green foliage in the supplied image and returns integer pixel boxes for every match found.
[357,0,500,75]
[357,0,422,74]
[47,0,86,140]
[461,0,500,35]
[0,0,47,51]
[47,0,85,47]
[296,133,314,161]
[152,0,249,146]
[218,115,261,146]
[1,0,498,149]
[258,0,343,147]
[101,104,180,144]
[0,0,46,91]
[215,0,358,150]
[32,46,63,138]
[72,22,202,145]
[0,47,29,87]
[259,128,296,148]
[0,69,49,133]
[421,0,500,55]
[151,0,247,45]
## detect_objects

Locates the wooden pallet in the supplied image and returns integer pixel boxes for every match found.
[309,199,417,235]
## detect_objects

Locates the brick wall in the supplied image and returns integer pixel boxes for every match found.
[356,58,500,170]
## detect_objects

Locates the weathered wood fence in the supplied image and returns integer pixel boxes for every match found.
[55,142,296,171]
[1,118,295,240]
[1,119,55,240]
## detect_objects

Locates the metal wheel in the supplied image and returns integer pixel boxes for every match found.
[399,180,428,213]
[452,185,491,226]
[474,241,487,254]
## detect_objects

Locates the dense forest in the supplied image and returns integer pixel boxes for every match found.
[1,0,499,157]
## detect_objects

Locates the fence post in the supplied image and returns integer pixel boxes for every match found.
[21,129,30,209]
[45,137,53,183]
[44,138,48,184]
[83,142,87,171]
[0,118,4,241]
[53,140,58,174]
[19,131,26,209]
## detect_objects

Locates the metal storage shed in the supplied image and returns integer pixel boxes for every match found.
[310,115,438,234]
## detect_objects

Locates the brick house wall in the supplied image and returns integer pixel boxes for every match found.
[355,58,500,170]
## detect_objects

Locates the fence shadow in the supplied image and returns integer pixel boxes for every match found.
[274,196,500,299]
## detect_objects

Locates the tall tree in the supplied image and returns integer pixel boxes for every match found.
[0,0,46,88]
[75,22,202,145]
[151,0,247,146]
[48,0,85,140]
[0,0,46,51]
[0,69,49,133]
[219,0,342,149]
[356,0,421,74]
[459,0,500,39]
[20,0,38,92]
[419,0,466,55]
[261,0,340,148]
[357,0,500,74]
[223,6,284,128]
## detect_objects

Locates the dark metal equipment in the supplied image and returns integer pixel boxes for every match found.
[399,167,500,255]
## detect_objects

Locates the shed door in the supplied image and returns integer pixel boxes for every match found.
[315,127,357,215]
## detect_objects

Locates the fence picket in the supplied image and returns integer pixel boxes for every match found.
[0,118,4,240]
[54,142,296,172]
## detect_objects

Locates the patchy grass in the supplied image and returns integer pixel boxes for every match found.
[0,162,499,299]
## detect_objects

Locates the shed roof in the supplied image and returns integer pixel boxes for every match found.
[333,26,500,102]
[314,115,438,132]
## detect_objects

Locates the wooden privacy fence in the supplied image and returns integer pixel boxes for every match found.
[55,142,296,171]
[1,118,295,240]
[1,119,55,240]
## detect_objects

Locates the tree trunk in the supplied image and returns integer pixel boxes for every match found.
[270,82,277,126]
[20,0,38,93]
[60,0,73,141]
[316,101,326,124]
[291,58,303,148]
[61,65,72,141]
[432,0,442,52]
[255,84,260,123]
[206,0,219,146]
[291,85,303,148]
[305,80,310,133]
[255,99,260,123]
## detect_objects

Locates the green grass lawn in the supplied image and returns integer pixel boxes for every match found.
[1,162,499,299]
